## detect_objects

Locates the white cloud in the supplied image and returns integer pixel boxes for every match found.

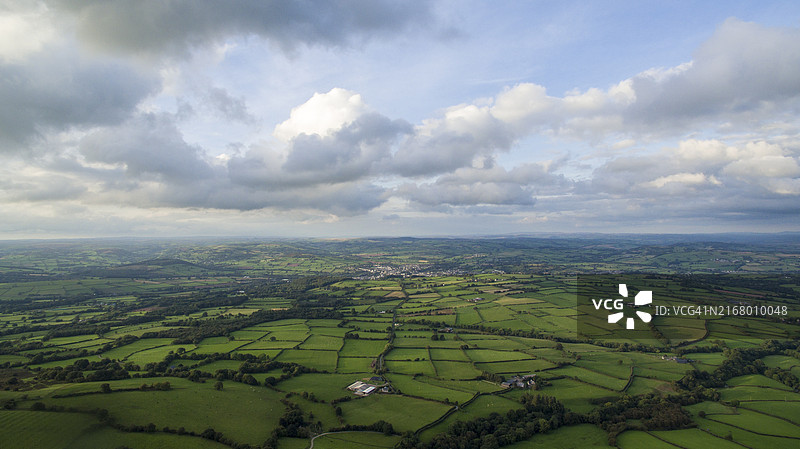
[273,88,369,142]
[723,155,800,179]
[642,172,720,189]
[0,2,56,62]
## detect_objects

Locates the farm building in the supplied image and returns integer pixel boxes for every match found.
[347,380,381,396]
[501,374,536,389]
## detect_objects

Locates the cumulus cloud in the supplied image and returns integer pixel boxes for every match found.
[273,88,370,142]
[0,47,159,146]
[0,2,56,62]
[2,9,800,234]
[627,19,800,126]
[203,87,255,124]
[583,137,800,226]
[396,163,569,212]
[48,0,437,58]
[79,113,215,182]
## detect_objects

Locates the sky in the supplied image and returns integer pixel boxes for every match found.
[1,0,800,238]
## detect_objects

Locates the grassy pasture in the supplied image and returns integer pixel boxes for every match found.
[475,359,556,374]
[418,394,522,442]
[62,338,114,350]
[386,348,430,361]
[694,415,800,448]
[262,330,310,341]
[417,377,504,395]
[277,372,370,400]
[462,338,529,351]
[616,431,676,448]
[433,360,482,380]
[194,360,243,373]
[309,326,351,337]
[385,360,436,376]
[553,365,627,391]
[128,344,193,366]
[100,338,176,361]
[466,349,533,363]
[338,394,451,432]
[67,427,231,449]
[0,354,28,364]
[229,330,268,340]
[625,376,672,396]
[310,432,400,449]
[721,385,800,402]
[347,321,392,331]
[0,409,99,449]
[530,348,574,364]
[43,335,101,346]
[740,401,800,425]
[652,429,745,448]
[504,423,611,448]
[684,400,737,416]
[276,349,338,371]
[40,379,283,446]
[192,340,250,355]
[632,364,688,382]
[234,349,284,358]
[298,334,343,351]
[762,354,800,370]
[238,340,297,349]
[538,378,618,413]
[686,352,725,368]
[339,339,387,357]
[429,348,471,361]
[726,374,793,390]
[336,357,373,373]
[710,408,800,438]
[386,373,473,403]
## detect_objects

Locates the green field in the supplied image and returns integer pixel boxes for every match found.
[0,237,798,449]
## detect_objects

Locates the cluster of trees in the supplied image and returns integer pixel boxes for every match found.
[137,381,172,391]
[406,394,574,449]
[478,371,504,383]
[587,393,698,445]
[676,340,800,391]
[261,400,317,448]
[674,343,724,357]
[35,359,132,383]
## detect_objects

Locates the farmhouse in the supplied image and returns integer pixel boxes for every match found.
[501,374,536,389]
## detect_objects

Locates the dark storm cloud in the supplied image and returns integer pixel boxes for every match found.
[0,48,158,146]
[50,0,436,57]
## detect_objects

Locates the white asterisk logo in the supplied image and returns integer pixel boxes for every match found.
[607,284,652,329]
